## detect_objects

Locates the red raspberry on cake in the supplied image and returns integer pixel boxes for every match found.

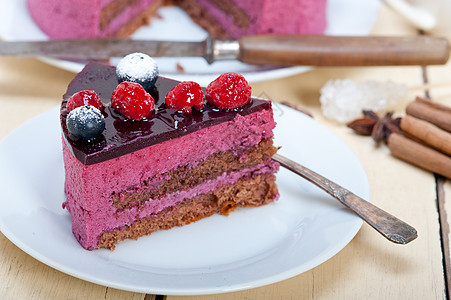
[206,72,252,110]
[111,81,155,120]
[165,81,205,114]
[66,90,103,112]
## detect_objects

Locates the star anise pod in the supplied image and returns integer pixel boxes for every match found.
[347,110,401,143]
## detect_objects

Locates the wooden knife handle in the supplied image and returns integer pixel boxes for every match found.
[237,35,450,66]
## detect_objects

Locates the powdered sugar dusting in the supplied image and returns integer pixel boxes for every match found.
[116,53,159,89]
[66,106,105,140]
[67,106,102,124]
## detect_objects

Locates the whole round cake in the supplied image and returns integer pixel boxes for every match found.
[27,0,327,39]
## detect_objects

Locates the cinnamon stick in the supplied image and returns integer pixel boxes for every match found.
[400,115,451,156]
[387,133,451,179]
[406,98,451,132]
[415,96,451,114]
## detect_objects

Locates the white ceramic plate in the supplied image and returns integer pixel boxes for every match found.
[0,104,369,295]
[0,0,381,85]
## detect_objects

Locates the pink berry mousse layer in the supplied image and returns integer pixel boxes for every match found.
[62,108,277,250]
[26,0,161,38]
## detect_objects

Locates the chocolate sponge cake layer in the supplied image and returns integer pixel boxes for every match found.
[112,138,277,209]
[105,0,164,38]
[176,0,249,39]
[99,173,278,250]
[100,0,141,31]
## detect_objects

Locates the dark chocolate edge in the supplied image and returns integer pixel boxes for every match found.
[60,61,272,165]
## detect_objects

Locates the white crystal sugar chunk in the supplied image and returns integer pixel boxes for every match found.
[320,79,408,123]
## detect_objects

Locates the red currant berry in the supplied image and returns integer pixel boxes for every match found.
[111,82,155,120]
[66,90,102,112]
[165,81,204,114]
[206,72,251,109]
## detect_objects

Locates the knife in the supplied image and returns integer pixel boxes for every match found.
[0,35,448,66]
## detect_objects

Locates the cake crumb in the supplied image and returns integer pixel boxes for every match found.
[176,62,185,73]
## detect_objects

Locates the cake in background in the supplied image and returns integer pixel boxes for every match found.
[27,0,327,39]
[26,0,164,39]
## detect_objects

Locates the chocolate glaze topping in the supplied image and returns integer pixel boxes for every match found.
[60,62,271,165]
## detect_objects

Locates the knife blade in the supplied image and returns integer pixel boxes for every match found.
[0,35,448,66]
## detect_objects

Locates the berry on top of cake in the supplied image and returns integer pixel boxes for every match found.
[66,90,103,113]
[116,53,159,90]
[66,106,105,141]
[111,81,155,120]
[61,54,279,250]
[27,0,327,40]
[165,81,205,114]
[206,72,252,109]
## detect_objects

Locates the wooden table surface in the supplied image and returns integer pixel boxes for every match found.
[1,4,450,300]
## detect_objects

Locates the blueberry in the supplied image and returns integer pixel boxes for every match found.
[66,106,105,140]
[116,53,159,90]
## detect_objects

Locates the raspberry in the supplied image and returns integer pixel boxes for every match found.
[66,90,103,112]
[165,81,204,114]
[111,82,155,120]
[206,72,252,109]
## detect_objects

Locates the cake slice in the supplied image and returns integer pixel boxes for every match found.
[60,58,279,250]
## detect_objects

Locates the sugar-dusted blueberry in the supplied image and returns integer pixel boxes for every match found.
[116,53,159,90]
[66,106,105,140]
